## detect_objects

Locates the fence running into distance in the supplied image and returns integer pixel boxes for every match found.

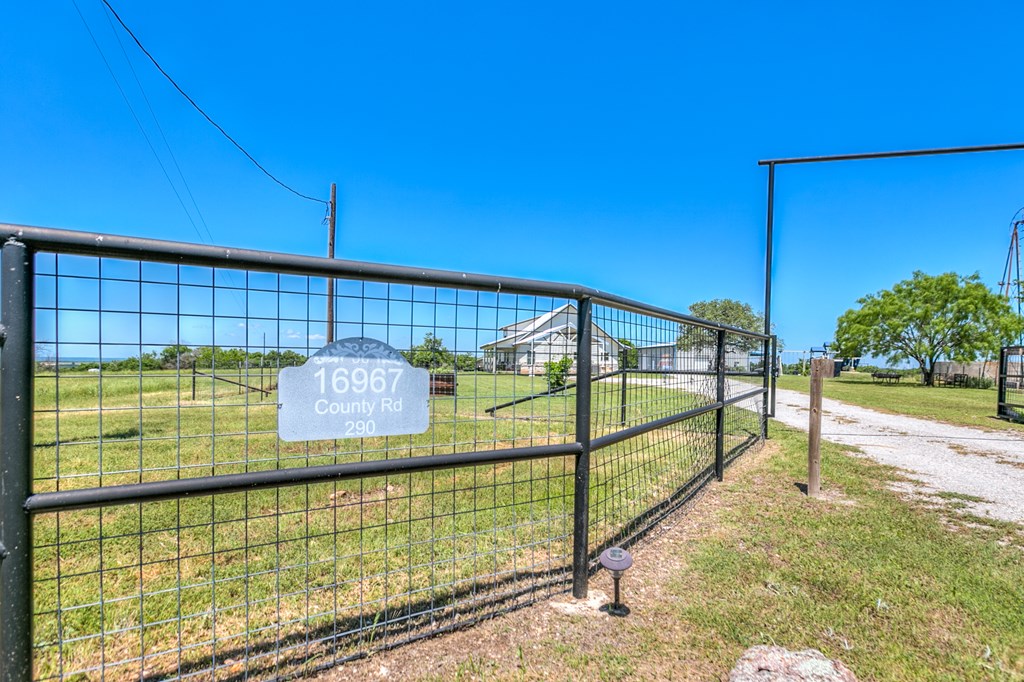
[0,224,772,682]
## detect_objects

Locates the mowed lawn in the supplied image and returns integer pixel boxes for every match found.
[774,371,1024,433]
[28,368,746,680]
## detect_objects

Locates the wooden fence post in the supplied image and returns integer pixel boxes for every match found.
[807,357,825,497]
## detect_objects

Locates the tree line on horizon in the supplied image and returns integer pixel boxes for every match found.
[54,333,482,373]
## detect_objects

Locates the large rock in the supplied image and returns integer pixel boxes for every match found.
[729,646,857,682]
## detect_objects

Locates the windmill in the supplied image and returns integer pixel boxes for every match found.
[1000,209,1023,343]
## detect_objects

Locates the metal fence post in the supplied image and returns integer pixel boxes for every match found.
[619,349,628,426]
[770,334,777,418]
[997,346,1008,418]
[715,329,726,481]
[1,239,35,682]
[762,335,770,439]
[572,297,593,598]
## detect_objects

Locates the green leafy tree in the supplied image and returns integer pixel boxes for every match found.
[677,299,766,352]
[454,353,478,372]
[617,338,639,369]
[264,350,306,367]
[280,350,306,366]
[834,271,1023,386]
[107,352,161,372]
[193,346,249,369]
[161,344,193,369]
[405,333,454,370]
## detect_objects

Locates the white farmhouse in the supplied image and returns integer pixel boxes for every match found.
[480,303,623,375]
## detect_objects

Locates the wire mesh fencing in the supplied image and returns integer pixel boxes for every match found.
[998,346,1024,423]
[1,225,769,681]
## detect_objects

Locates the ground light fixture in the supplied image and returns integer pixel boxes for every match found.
[599,546,633,616]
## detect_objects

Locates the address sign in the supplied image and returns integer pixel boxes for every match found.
[278,338,429,442]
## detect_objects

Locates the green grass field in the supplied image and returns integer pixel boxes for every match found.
[328,423,1024,682]
[774,370,1024,432]
[29,369,754,680]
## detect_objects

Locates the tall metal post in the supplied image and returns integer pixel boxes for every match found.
[997,346,1008,416]
[714,329,726,481]
[572,297,593,598]
[326,182,337,344]
[762,161,775,439]
[1,239,35,682]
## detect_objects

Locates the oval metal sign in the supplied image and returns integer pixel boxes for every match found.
[277,338,429,442]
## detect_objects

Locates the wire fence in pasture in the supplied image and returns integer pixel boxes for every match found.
[0,224,770,681]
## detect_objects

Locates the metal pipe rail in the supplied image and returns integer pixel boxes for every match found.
[23,384,768,514]
[0,225,771,682]
[484,368,624,414]
[591,387,766,451]
[24,443,583,514]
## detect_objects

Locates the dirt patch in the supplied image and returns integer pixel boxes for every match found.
[547,589,609,616]
[944,444,1024,471]
[822,411,859,426]
[948,442,985,457]
[997,459,1024,470]
[815,486,858,507]
[312,442,779,682]
[329,482,403,506]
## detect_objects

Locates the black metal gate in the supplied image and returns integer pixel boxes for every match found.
[0,224,769,681]
[998,345,1024,422]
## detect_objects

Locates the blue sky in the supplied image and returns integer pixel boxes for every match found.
[3,2,1024,357]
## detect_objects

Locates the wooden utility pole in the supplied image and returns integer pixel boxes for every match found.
[326,182,337,344]
[807,357,825,497]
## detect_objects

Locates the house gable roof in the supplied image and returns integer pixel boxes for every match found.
[481,303,623,351]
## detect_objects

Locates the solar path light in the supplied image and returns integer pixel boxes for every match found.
[599,547,633,616]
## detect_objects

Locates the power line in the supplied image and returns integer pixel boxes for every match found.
[92,2,248,312]
[100,0,328,206]
[72,0,211,246]
[100,3,217,246]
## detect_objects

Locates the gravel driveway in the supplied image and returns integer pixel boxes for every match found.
[771,386,1024,523]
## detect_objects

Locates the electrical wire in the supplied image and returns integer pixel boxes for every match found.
[101,4,217,246]
[89,1,250,310]
[100,0,328,206]
[72,0,211,246]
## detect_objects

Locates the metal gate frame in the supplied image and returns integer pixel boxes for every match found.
[0,224,770,681]
[997,345,1024,422]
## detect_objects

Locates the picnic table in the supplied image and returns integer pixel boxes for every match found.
[871,371,901,384]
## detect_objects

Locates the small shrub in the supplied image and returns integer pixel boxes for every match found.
[964,375,994,389]
[544,356,574,391]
